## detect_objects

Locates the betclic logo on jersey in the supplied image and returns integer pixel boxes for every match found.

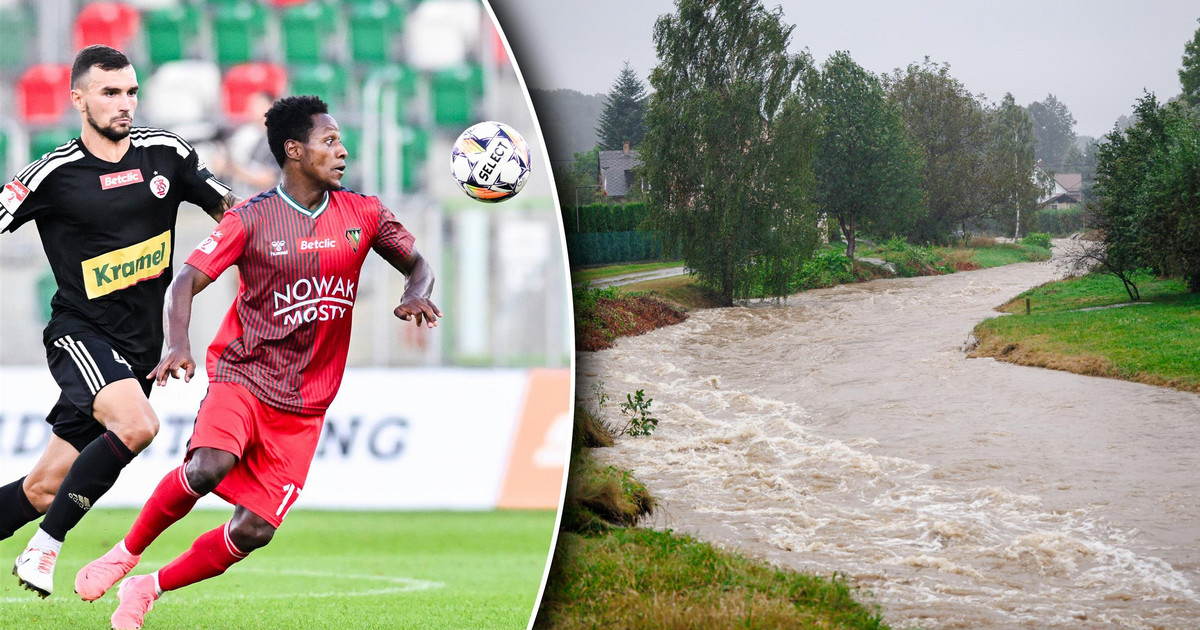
[0,179,29,212]
[80,230,172,299]
[99,169,144,190]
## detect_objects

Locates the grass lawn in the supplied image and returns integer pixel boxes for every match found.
[537,528,887,630]
[967,243,1052,268]
[1,509,555,630]
[570,261,684,286]
[973,273,1200,392]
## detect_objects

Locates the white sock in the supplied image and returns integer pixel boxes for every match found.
[29,527,63,554]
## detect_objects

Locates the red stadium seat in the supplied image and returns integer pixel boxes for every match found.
[269,0,311,6]
[221,63,287,123]
[16,65,73,126]
[72,2,142,51]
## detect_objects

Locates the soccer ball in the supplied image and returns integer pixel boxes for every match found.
[450,121,531,203]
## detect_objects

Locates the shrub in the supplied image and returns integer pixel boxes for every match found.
[1022,232,1053,249]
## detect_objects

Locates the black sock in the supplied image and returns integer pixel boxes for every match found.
[0,477,41,541]
[39,431,135,541]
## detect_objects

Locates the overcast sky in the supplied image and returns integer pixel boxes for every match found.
[491,0,1199,138]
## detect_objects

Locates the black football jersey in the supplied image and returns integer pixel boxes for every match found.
[0,127,231,366]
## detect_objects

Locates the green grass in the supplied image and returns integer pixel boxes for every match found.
[1,509,556,629]
[973,273,1200,392]
[537,528,887,629]
[967,243,1051,268]
[995,272,1188,314]
[570,261,684,286]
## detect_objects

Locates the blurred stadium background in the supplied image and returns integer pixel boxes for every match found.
[0,0,571,514]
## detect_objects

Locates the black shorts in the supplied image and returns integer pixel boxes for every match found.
[44,334,154,452]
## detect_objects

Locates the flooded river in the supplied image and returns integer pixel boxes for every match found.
[579,256,1200,628]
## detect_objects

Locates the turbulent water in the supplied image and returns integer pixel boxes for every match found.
[579,255,1200,629]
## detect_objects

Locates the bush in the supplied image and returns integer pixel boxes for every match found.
[1034,206,1086,236]
[1022,232,1053,249]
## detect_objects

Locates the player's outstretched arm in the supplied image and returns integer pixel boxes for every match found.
[202,192,242,222]
[149,264,215,385]
[381,249,442,328]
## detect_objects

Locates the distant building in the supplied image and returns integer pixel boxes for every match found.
[1037,166,1083,210]
[598,141,642,199]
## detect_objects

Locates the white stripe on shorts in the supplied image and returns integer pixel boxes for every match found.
[54,336,106,395]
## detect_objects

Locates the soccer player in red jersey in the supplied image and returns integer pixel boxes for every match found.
[73,95,441,630]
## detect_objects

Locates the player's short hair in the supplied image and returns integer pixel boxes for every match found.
[264,95,330,167]
[71,45,131,89]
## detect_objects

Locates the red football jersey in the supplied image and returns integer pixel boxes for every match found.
[187,186,415,414]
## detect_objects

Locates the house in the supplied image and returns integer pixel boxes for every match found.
[598,141,642,199]
[1036,165,1083,210]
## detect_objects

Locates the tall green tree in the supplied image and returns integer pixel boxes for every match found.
[1137,100,1200,290]
[595,62,649,151]
[1180,18,1200,106]
[1027,94,1077,172]
[642,0,817,305]
[988,93,1042,239]
[1090,93,1200,296]
[815,51,923,258]
[884,58,992,243]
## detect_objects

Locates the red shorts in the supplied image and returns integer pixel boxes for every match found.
[188,381,325,528]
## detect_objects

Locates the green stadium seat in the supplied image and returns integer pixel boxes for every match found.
[143,5,203,66]
[430,64,482,128]
[399,125,426,191]
[289,64,348,110]
[0,7,33,73]
[280,2,337,65]
[30,128,76,162]
[212,2,270,66]
[348,1,404,64]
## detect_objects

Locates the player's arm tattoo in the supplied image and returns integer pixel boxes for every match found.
[204,192,241,222]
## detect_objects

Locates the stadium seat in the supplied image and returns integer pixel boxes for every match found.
[72,2,142,51]
[221,63,287,123]
[429,65,482,128]
[0,6,33,73]
[30,128,76,162]
[142,60,222,139]
[280,2,337,65]
[16,65,73,126]
[348,1,404,64]
[399,124,426,191]
[212,1,270,66]
[289,64,348,110]
[142,4,203,65]
[269,0,311,7]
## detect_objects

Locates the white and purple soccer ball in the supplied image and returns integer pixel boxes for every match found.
[450,121,531,203]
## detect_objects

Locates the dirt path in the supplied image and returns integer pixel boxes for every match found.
[579,253,1200,629]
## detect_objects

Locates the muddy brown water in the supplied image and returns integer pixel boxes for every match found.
[579,253,1200,629]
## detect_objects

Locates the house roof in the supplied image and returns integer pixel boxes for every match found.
[1054,173,1082,193]
[598,149,641,197]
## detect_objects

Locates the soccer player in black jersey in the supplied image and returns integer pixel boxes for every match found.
[0,45,240,598]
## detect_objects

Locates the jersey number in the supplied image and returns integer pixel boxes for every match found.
[276,483,302,517]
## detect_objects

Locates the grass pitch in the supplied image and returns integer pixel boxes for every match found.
[1,509,556,629]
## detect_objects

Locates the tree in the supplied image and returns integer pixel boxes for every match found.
[595,62,649,151]
[1138,102,1200,291]
[988,93,1043,239]
[884,58,993,243]
[642,0,817,305]
[815,51,923,258]
[1180,18,1200,107]
[1027,94,1077,172]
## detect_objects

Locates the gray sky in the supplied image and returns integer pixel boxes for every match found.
[492,0,1199,138]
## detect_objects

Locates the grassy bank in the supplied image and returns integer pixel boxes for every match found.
[570,261,684,286]
[536,410,888,629]
[972,272,1200,392]
[577,238,1051,312]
